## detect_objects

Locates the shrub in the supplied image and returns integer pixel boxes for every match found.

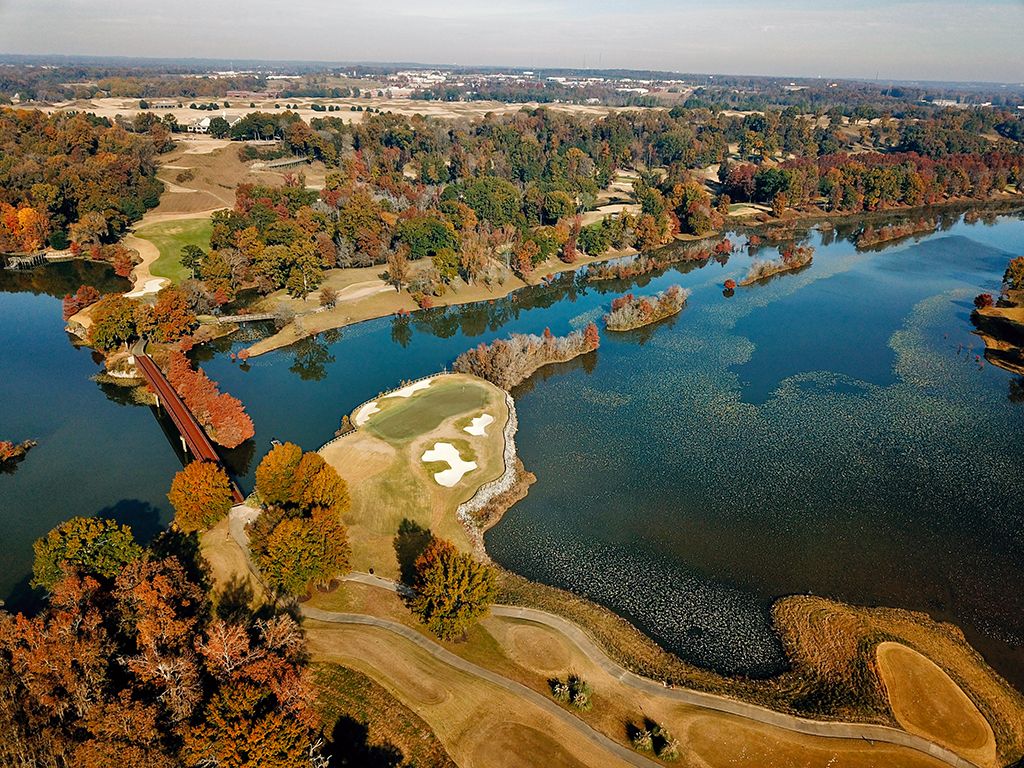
[974,293,995,309]
[548,675,592,710]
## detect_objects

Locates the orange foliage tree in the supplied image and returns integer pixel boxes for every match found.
[167,461,234,532]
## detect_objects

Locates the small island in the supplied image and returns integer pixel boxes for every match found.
[0,439,36,469]
[452,324,600,390]
[604,285,690,331]
[740,245,815,286]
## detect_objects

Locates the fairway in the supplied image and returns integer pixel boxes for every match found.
[364,380,491,443]
[134,217,213,283]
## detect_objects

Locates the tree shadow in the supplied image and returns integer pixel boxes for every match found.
[96,498,164,543]
[213,574,274,622]
[150,527,211,592]
[325,716,403,768]
[393,519,432,585]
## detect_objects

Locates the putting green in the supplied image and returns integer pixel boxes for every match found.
[363,380,491,443]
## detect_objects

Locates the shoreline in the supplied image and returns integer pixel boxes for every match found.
[237,196,1024,359]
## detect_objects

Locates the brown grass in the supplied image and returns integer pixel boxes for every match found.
[497,574,1024,765]
[302,582,953,768]
[877,642,996,767]
[313,662,457,768]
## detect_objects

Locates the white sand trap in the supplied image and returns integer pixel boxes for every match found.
[421,442,477,487]
[464,413,494,437]
[353,401,380,426]
[386,377,434,399]
[125,277,169,298]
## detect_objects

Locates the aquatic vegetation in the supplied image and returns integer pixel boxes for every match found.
[857,218,937,248]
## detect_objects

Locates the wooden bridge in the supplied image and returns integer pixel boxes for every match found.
[132,341,245,503]
[214,312,277,324]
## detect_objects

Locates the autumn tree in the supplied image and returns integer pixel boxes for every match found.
[31,516,142,591]
[251,443,352,596]
[408,537,497,640]
[255,442,304,507]
[167,461,234,532]
[62,285,101,321]
[136,286,197,343]
[1004,256,1024,292]
[89,294,139,350]
[386,244,410,292]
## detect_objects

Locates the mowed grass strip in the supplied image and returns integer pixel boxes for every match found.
[134,217,213,283]
[363,380,490,443]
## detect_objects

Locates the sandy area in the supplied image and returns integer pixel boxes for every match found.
[353,402,381,427]
[121,233,169,297]
[421,442,477,487]
[386,378,434,399]
[464,414,494,437]
[877,642,997,767]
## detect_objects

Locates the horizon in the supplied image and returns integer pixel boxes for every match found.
[1,0,1022,84]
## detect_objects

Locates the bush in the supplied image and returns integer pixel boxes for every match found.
[548,675,592,710]
[974,293,995,309]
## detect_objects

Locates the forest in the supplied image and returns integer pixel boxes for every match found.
[165,104,1023,314]
[0,108,167,253]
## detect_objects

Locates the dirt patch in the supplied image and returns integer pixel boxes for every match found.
[877,642,996,766]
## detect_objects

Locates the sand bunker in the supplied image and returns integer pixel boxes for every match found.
[464,413,494,436]
[422,442,477,487]
[386,378,434,399]
[353,401,380,426]
[125,277,169,298]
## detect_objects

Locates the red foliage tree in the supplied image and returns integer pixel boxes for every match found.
[165,351,255,449]
[62,285,101,321]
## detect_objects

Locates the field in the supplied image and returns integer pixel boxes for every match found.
[133,217,213,283]
[319,374,509,577]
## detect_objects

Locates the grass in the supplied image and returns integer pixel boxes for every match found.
[313,662,457,768]
[304,583,959,768]
[134,217,213,283]
[363,381,491,443]
[320,374,508,577]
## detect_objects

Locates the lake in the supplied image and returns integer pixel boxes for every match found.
[2,211,1022,690]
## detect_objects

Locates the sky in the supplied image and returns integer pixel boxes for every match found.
[1,0,1022,83]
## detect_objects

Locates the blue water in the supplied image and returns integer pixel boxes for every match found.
[2,212,1023,690]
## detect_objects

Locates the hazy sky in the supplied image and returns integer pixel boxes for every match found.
[1,0,1022,82]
